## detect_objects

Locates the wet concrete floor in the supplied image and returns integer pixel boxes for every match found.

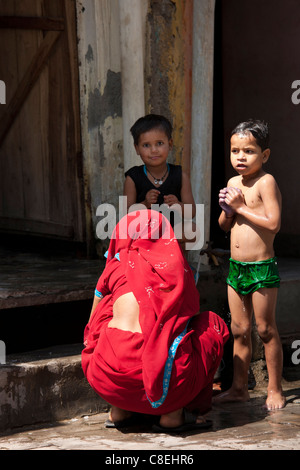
[0,378,299,451]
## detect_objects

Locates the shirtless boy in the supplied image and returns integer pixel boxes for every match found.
[215,119,285,410]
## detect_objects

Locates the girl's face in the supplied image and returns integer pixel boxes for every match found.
[134,128,172,168]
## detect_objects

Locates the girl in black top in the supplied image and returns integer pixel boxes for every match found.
[124,115,196,228]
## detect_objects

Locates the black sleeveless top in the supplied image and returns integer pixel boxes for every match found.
[125,164,182,206]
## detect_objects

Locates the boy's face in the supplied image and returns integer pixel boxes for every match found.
[230,132,270,178]
[134,128,172,167]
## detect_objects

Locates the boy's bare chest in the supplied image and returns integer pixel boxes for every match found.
[239,183,262,209]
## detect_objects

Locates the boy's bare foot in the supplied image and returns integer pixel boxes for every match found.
[212,387,250,405]
[263,390,286,410]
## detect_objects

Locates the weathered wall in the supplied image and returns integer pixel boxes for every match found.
[119,0,148,172]
[190,0,215,262]
[76,0,215,257]
[76,0,123,254]
[146,0,193,172]
[76,0,196,252]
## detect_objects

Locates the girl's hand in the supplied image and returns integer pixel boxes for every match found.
[163,194,179,207]
[145,189,160,207]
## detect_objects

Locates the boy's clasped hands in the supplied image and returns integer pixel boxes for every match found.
[219,187,243,218]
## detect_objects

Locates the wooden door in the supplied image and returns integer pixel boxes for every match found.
[0,0,85,241]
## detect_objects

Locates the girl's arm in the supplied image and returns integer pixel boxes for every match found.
[164,171,196,218]
[123,176,138,209]
[180,171,196,218]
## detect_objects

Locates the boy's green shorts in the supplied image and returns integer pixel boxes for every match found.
[227,257,280,295]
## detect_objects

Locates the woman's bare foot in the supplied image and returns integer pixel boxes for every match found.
[159,408,207,429]
[263,389,286,410]
[212,386,250,405]
[109,405,132,423]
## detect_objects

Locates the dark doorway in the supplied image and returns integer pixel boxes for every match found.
[211,0,300,257]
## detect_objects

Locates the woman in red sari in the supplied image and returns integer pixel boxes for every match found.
[82,210,229,432]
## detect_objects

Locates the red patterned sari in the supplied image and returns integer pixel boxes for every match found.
[82,210,229,415]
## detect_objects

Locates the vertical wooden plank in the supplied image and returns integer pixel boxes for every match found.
[63,0,85,241]
[43,0,75,230]
[76,0,123,241]
[14,0,46,221]
[47,0,69,224]
[0,0,24,219]
[42,0,84,241]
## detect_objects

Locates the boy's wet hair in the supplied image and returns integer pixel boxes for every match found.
[231,119,270,150]
[130,114,173,145]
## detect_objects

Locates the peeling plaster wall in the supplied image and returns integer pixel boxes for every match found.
[76,0,123,253]
[75,0,213,256]
[119,0,148,172]
[146,0,193,170]
[190,0,215,263]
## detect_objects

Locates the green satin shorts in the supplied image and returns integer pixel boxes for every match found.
[227,257,280,295]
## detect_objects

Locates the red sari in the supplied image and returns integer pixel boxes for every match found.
[82,210,229,415]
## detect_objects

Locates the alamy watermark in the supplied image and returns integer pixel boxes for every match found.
[291,339,300,365]
[291,80,300,105]
[0,340,6,365]
[0,80,6,104]
[95,197,205,251]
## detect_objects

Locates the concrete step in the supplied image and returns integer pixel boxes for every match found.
[1,339,299,434]
[0,250,105,310]
[0,344,107,433]
[1,257,299,433]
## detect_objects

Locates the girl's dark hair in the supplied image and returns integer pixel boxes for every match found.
[231,119,270,150]
[130,114,173,145]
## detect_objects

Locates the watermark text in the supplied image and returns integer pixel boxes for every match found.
[291,339,300,365]
[0,80,6,104]
[0,340,6,365]
[95,197,204,250]
[291,80,300,105]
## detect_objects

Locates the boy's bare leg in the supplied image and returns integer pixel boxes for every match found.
[213,286,252,404]
[252,288,285,410]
